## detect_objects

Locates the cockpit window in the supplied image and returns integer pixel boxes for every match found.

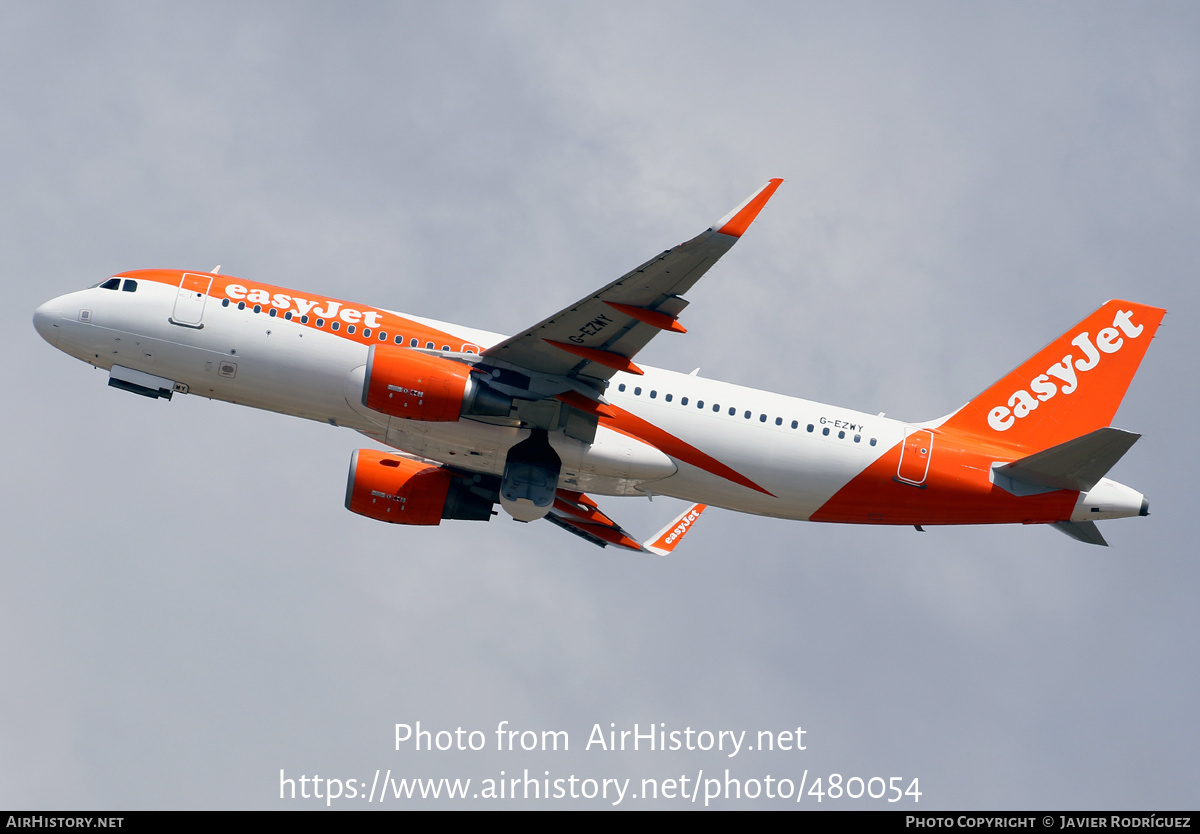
[121,279,137,292]
[99,278,120,290]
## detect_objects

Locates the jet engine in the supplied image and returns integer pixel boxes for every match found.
[344,449,494,525]
[362,345,511,421]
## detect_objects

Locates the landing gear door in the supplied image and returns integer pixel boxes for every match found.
[897,428,934,486]
[170,273,212,328]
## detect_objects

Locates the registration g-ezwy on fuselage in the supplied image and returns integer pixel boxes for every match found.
[32,180,1164,550]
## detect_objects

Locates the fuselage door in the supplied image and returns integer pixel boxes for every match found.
[170,273,212,328]
[896,428,934,486]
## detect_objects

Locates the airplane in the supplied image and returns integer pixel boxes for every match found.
[32,179,1165,550]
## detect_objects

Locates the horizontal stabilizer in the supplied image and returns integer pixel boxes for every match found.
[1052,520,1109,547]
[993,427,1140,496]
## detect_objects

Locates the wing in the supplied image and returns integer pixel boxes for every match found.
[546,490,707,554]
[480,179,783,390]
[426,461,708,553]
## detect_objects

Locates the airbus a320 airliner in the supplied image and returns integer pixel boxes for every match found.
[34,180,1164,550]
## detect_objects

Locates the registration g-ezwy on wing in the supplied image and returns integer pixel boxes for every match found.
[33,180,1164,549]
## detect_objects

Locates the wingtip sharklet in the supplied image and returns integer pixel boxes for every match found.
[643,503,707,556]
[714,178,783,238]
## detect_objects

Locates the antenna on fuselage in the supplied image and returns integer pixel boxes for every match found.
[211,265,222,274]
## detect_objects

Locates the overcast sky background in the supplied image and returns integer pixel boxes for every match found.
[2,1,1197,809]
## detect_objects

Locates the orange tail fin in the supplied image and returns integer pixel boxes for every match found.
[939,300,1165,453]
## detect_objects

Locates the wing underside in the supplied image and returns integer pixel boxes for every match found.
[546,490,707,554]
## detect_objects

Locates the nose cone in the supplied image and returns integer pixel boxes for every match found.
[33,298,64,347]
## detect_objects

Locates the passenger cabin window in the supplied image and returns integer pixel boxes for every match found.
[665,393,672,402]
[618,383,626,392]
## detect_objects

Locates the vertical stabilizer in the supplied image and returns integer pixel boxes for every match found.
[940,301,1164,452]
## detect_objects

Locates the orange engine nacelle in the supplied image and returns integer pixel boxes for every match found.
[344,449,493,525]
[362,345,512,422]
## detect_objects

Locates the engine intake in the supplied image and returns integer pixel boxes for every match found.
[344,449,494,525]
[362,345,511,421]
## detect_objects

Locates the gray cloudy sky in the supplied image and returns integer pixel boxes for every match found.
[2,1,1197,809]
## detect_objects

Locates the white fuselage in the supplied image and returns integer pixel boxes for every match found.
[34,272,1151,534]
[34,278,902,521]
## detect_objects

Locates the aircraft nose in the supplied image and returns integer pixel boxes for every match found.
[33,298,64,347]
